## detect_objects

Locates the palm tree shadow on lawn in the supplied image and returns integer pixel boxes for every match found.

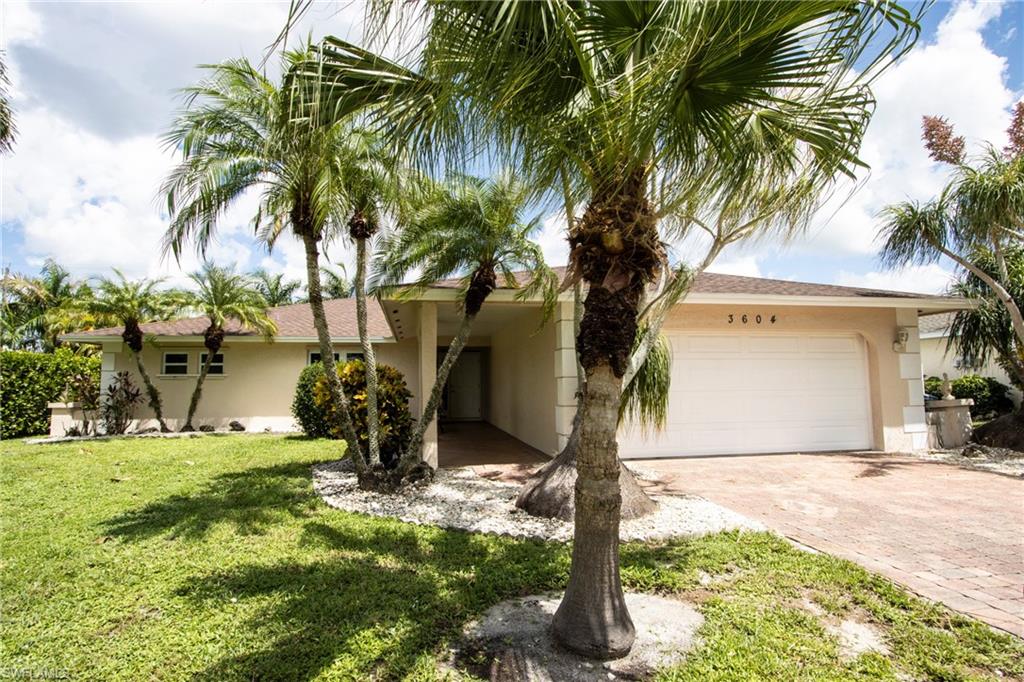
[177,523,567,680]
[102,459,326,541]
[101,459,567,679]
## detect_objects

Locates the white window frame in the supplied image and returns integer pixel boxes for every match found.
[199,352,225,375]
[308,350,341,365]
[162,352,190,375]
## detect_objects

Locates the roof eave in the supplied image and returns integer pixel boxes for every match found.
[61,335,396,345]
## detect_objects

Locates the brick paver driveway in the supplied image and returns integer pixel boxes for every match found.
[643,452,1024,637]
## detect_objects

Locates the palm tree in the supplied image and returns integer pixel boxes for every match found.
[80,271,183,432]
[299,1,922,657]
[318,265,353,299]
[181,264,277,431]
[161,53,366,470]
[0,260,104,351]
[880,109,1024,350]
[252,269,302,307]
[0,52,15,154]
[374,172,557,469]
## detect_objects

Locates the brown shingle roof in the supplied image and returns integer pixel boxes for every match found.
[70,268,952,342]
[433,266,946,299]
[70,298,392,340]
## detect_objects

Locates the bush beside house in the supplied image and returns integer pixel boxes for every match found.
[293,360,414,467]
[925,374,1015,419]
[0,349,101,439]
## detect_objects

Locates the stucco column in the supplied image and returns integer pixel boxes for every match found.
[554,301,578,450]
[895,309,927,451]
[418,302,439,468]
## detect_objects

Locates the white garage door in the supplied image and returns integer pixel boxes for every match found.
[618,333,872,458]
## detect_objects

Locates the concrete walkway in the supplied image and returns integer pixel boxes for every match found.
[643,452,1024,638]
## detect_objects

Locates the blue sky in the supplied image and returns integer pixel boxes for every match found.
[1,0,1021,293]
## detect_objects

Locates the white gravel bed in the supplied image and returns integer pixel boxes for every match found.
[313,460,762,542]
[912,444,1024,477]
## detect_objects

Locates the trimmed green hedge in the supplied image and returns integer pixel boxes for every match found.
[0,349,101,439]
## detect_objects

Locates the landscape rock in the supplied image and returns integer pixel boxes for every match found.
[313,460,762,542]
[198,424,215,433]
[228,420,246,432]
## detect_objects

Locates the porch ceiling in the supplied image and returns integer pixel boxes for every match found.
[382,300,544,341]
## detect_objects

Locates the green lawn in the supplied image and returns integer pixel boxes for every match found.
[1,435,1020,681]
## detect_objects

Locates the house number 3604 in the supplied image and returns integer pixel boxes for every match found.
[728,314,777,325]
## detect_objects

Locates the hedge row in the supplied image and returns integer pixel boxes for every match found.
[0,349,101,439]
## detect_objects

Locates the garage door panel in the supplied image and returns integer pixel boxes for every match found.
[619,332,872,458]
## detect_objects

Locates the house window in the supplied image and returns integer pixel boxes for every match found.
[308,351,341,365]
[199,352,225,375]
[162,352,189,375]
[346,352,364,362]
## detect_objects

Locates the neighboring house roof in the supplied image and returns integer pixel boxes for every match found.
[434,266,950,300]
[919,311,956,337]
[65,297,393,342]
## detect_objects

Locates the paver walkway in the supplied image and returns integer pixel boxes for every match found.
[643,452,1024,638]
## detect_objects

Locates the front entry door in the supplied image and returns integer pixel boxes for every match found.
[447,351,483,420]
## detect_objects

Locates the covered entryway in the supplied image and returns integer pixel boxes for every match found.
[438,422,548,468]
[619,332,873,458]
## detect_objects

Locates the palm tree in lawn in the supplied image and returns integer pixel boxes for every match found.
[161,53,367,472]
[373,172,558,469]
[252,269,302,307]
[299,0,922,657]
[82,271,183,432]
[181,264,277,432]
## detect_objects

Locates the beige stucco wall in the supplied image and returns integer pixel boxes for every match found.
[96,299,928,454]
[488,309,558,454]
[654,303,924,452]
[920,336,1021,405]
[110,338,419,432]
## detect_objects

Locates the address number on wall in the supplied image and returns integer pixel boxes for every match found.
[727,313,777,325]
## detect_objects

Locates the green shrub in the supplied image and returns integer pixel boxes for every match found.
[925,374,1014,418]
[293,360,414,466]
[291,363,332,439]
[0,348,101,438]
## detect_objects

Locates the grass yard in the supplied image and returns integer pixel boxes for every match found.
[1,435,1021,681]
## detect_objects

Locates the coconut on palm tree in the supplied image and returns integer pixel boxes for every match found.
[180,264,277,431]
[80,271,183,432]
[299,0,923,658]
[373,172,558,470]
[161,52,367,470]
[251,269,302,307]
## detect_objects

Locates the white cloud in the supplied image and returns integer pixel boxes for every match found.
[800,0,1016,257]
[706,254,763,278]
[834,263,955,295]
[1,1,42,45]
[536,211,571,267]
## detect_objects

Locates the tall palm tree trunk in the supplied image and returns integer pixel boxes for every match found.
[553,170,657,658]
[551,306,636,659]
[354,237,381,466]
[302,233,364,470]
[402,313,475,467]
[132,351,169,432]
[183,345,217,431]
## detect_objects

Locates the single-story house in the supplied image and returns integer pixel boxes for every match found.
[62,271,968,464]
[919,311,1022,406]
